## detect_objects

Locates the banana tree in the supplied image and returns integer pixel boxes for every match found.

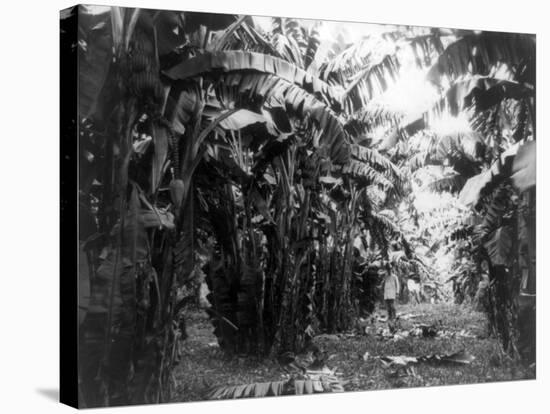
[392,31,535,361]
[74,6,248,406]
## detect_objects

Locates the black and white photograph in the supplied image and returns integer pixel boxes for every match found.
[60,3,536,409]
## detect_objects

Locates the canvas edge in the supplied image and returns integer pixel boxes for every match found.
[60,4,80,409]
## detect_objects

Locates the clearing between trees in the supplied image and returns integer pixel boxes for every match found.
[172,303,534,402]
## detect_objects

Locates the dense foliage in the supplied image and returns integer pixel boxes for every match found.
[67,6,535,407]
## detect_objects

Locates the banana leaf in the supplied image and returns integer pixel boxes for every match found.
[511,141,536,192]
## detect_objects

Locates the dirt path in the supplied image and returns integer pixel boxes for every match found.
[171,303,534,402]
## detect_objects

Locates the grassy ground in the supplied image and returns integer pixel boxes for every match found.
[171,302,535,402]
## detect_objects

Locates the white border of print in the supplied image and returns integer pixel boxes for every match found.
[1,0,546,413]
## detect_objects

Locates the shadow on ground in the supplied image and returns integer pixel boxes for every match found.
[36,388,59,402]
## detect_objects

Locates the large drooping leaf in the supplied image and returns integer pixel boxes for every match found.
[303,24,321,70]
[484,226,514,267]
[432,76,533,117]
[217,109,269,130]
[270,17,311,70]
[272,17,308,51]
[320,31,401,82]
[392,32,535,155]
[458,143,520,207]
[342,159,395,191]
[319,30,447,113]
[368,211,402,239]
[164,70,351,164]
[162,51,353,165]
[407,28,450,67]
[419,78,535,152]
[343,54,401,113]
[163,51,344,111]
[458,169,494,208]
[350,144,404,182]
[271,32,304,68]
[511,141,535,192]
[353,101,405,133]
[476,183,515,239]
[208,17,283,57]
[427,32,536,87]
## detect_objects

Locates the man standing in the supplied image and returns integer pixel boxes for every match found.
[381,267,400,320]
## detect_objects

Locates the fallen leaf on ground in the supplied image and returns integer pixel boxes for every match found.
[422,350,476,365]
[378,350,475,368]
[397,313,425,320]
[379,355,418,367]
